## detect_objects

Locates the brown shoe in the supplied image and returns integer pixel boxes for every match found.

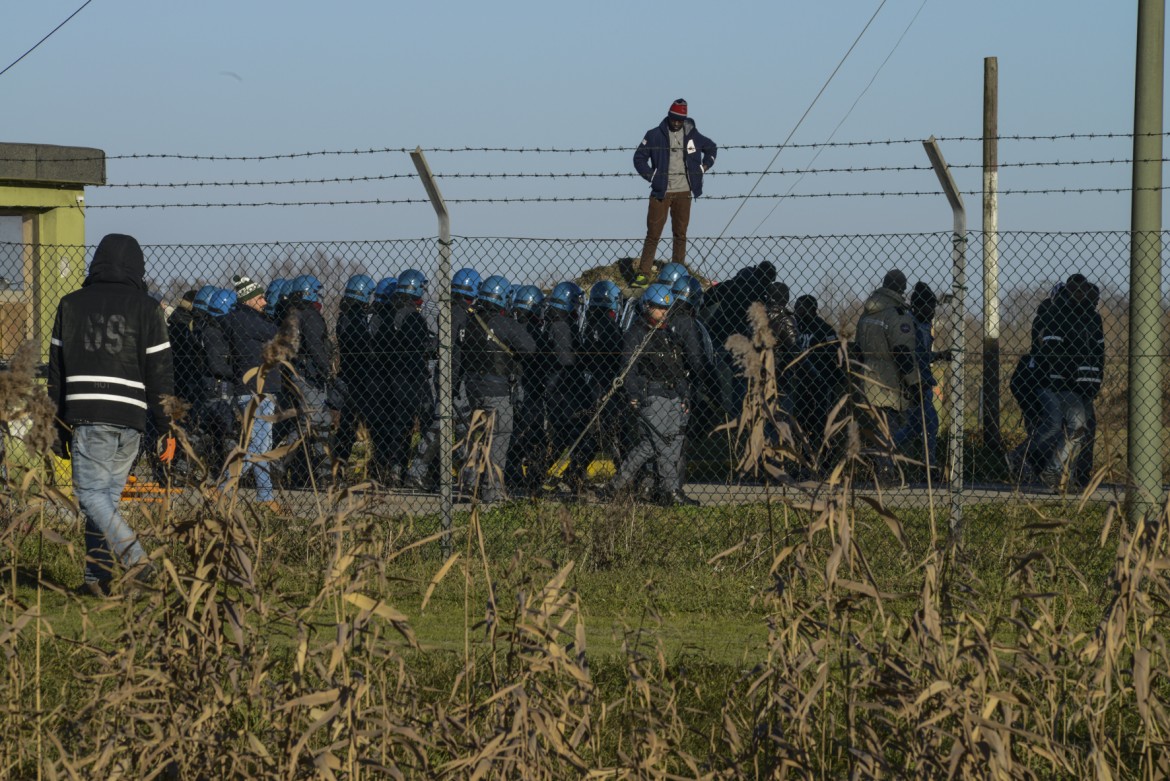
[122,561,158,593]
[258,500,284,514]
[76,580,112,599]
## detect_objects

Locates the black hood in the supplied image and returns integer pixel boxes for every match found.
[84,233,146,290]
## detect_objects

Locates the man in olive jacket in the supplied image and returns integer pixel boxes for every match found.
[854,270,920,437]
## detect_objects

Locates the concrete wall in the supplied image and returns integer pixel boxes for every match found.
[0,142,105,359]
[0,186,88,359]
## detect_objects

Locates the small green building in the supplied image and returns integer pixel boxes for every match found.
[0,142,105,360]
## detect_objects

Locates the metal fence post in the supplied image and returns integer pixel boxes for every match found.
[410,148,454,553]
[923,137,967,538]
[1128,0,1165,524]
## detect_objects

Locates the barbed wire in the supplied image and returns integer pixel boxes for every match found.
[1,132,1166,164]
[99,157,1168,189]
[84,184,1170,209]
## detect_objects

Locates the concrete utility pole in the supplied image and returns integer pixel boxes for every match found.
[1128,0,1166,523]
[981,57,1003,452]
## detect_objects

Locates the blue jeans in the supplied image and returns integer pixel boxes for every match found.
[1030,389,1088,478]
[221,394,275,501]
[72,424,146,585]
[893,397,940,470]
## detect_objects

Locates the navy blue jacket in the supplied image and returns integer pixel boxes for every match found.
[633,118,717,199]
[223,304,281,396]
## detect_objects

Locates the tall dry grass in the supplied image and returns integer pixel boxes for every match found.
[0,331,1167,778]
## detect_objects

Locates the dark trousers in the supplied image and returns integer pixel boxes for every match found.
[638,192,692,275]
[333,407,363,465]
[504,390,547,491]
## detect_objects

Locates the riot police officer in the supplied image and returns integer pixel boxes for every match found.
[542,282,587,491]
[283,274,334,486]
[460,275,536,502]
[333,274,376,470]
[503,284,548,496]
[372,269,436,487]
[194,287,239,479]
[574,280,628,486]
[602,284,698,507]
[406,268,479,491]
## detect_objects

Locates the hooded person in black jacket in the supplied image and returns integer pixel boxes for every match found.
[1029,274,1104,490]
[48,233,173,596]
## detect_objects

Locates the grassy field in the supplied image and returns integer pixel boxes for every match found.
[2,476,1164,779]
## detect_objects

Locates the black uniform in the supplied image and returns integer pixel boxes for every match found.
[607,315,694,504]
[542,310,588,490]
[575,308,628,480]
[407,299,473,490]
[167,305,201,406]
[504,308,552,494]
[369,295,436,485]
[461,305,536,501]
[192,310,237,477]
[333,299,373,465]
[283,298,334,484]
[793,309,844,464]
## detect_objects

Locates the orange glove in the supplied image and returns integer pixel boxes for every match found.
[158,436,177,464]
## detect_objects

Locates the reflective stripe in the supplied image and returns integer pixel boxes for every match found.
[66,375,146,389]
[1041,335,1063,342]
[1077,366,1100,372]
[50,338,62,347]
[65,393,148,409]
[145,341,171,354]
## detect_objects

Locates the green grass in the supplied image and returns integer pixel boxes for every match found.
[1,488,1144,777]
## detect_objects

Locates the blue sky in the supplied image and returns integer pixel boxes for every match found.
[0,1,1162,245]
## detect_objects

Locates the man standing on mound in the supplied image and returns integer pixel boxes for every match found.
[632,98,718,288]
[48,233,175,597]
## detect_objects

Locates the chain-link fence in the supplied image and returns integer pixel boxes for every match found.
[2,231,1163,539]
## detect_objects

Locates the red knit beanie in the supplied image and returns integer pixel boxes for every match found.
[668,98,688,119]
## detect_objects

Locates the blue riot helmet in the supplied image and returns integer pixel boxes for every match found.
[263,278,287,317]
[588,280,622,313]
[193,285,217,313]
[670,275,692,303]
[452,267,481,299]
[374,277,397,303]
[642,283,675,309]
[547,281,583,313]
[657,262,688,286]
[686,276,704,308]
[343,273,376,304]
[396,269,427,298]
[265,277,286,303]
[207,288,238,317]
[478,275,511,309]
[511,284,544,314]
[276,278,294,303]
[289,274,322,303]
